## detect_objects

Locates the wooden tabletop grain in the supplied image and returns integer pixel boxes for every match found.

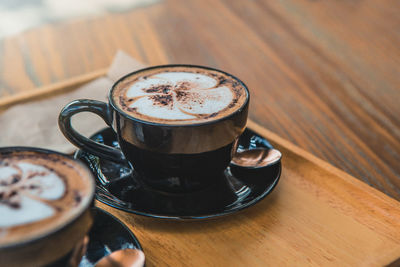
[0,0,399,202]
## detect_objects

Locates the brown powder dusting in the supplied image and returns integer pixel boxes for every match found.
[126,107,137,113]
[227,98,238,109]
[149,94,173,107]
[73,190,82,205]
[175,81,191,91]
[119,95,128,108]
[8,201,20,209]
[176,91,204,107]
[144,85,172,94]
[175,90,190,101]
[217,76,228,86]
[11,175,21,184]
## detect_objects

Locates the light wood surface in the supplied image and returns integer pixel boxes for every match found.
[98,119,400,266]
[0,0,399,201]
[0,68,106,111]
[1,73,399,266]
[1,0,400,265]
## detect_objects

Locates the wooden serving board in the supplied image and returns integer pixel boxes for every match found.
[1,71,400,266]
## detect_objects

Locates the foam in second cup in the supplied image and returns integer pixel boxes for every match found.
[0,150,94,248]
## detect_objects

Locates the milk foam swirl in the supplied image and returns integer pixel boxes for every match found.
[113,67,248,124]
[0,162,65,227]
[0,150,95,249]
[125,72,232,120]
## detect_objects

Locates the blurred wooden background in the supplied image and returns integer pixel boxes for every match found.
[0,0,399,199]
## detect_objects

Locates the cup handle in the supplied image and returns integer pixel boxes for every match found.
[58,99,125,163]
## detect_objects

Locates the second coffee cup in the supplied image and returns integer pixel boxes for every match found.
[59,65,249,192]
[0,147,95,267]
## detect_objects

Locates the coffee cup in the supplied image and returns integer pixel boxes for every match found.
[59,65,249,192]
[0,147,95,266]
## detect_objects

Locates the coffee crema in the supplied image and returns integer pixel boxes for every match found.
[0,150,94,247]
[111,66,248,125]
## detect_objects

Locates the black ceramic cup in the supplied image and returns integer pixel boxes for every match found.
[0,147,95,267]
[59,65,249,192]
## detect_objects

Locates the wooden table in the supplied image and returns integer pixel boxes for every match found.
[1,0,399,201]
[1,0,400,266]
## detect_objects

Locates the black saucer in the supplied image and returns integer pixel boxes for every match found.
[75,128,281,220]
[79,208,142,266]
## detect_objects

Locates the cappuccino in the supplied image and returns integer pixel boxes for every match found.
[59,65,249,192]
[0,148,95,266]
[112,66,248,124]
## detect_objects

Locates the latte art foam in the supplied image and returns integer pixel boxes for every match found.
[0,150,94,247]
[0,162,65,228]
[112,66,248,124]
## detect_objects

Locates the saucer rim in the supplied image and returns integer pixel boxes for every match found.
[75,128,282,221]
[80,207,143,266]
[95,164,281,221]
[91,207,142,250]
